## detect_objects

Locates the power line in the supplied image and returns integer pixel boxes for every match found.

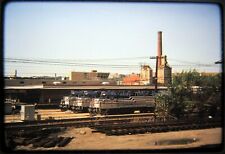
[168,58,216,66]
[4,57,218,68]
[4,56,149,63]
[4,57,220,77]
[5,58,140,68]
[5,62,218,68]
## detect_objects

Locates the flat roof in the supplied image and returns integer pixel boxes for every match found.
[4,85,167,90]
[5,85,44,89]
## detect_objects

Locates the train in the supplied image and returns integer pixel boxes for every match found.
[89,91,155,115]
[4,98,27,114]
[59,91,101,113]
[59,90,156,115]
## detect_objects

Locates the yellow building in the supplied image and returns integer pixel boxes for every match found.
[157,56,172,86]
[140,65,153,85]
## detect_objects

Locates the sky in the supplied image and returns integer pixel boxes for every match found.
[4,2,222,77]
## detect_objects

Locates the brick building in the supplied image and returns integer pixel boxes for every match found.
[69,70,109,81]
[122,73,140,85]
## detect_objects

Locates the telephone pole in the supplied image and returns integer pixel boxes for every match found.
[150,56,159,91]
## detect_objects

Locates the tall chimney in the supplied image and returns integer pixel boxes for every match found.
[157,31,162,67]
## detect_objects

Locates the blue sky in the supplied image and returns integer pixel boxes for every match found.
[4,2,222,76]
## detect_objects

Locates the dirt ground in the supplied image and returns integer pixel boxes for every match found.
[5,109,223,150]
[16,127,222,150]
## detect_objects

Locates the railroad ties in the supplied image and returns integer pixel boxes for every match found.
[5,127,74,150]
[5,113,221,146]
[91,116,221,136]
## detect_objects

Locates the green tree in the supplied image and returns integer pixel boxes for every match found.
[155,70,222,119]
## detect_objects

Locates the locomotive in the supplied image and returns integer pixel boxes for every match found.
[59,96,72,111]
[59,91,100,112]
[89,91,156,115]
[60,90,156,115]
[70,91,101,113]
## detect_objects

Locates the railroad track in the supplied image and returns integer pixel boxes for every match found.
[4,113,158,130]
[92,119,221,135]
[5,113,221,136]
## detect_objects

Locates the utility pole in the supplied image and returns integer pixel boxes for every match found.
[150,56,159,91]
[14,70,17,78]
[150,56,159,119]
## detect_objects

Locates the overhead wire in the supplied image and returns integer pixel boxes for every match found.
[4,57,218,67]
[4,57,220,77]
[4,58,218,69]
[5,58,140,68]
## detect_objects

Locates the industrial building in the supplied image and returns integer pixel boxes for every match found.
[122,73,140,85]
[122,31,172,86]
[140,65,153,85]
[69,70,109,81]
[156,31,172,86]
[122,65,153,85]
[121,64,153,85]
[4,70,116,104]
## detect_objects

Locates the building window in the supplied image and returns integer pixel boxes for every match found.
[20,81,24,84]
[42,81,46,84]
[63,82,66,84]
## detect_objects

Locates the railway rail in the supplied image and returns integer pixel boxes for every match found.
[4,113,159,130]
[5,113,221,136]
[92,119,221,135]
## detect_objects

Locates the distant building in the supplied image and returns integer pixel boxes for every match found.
[4,75,116,104]
[108,73,121,79]
[156,31,172,86]
[69,70,109,81]
[4,76,64,86]
[200,72,219,77]
[140,65,153,85]
[122,65,154,86]
[158,56,172,85]
[108,73,125,85]
[122,73,140,85]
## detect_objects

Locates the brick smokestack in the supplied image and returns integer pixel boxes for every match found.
[157,31,162,67]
